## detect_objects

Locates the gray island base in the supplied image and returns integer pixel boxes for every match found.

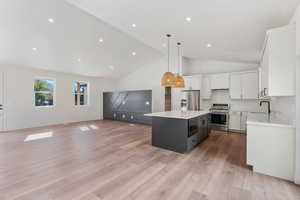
[145,111,210,154]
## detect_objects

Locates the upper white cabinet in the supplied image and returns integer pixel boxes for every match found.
[210,73,229,90]
[260,25,296,97]
[183,75,202,90]
[230,71,259,99]
[230,73,242,99]
[242,72,259,99]
[201,75,211,99]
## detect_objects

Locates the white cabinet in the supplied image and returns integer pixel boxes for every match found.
[230,71,259,99]
[229,111,241,131]
[210,73,229,90]
[229,74,242,99]
[183,75,202,90]
[247,121,295,181]
[229,111,247,132]
[260,25,296,97]
[242,72,259,99]
[201,76,211,99]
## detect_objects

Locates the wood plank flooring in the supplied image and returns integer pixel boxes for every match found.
[0,120,299,200]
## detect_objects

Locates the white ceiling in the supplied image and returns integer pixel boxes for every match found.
[66,0,299,63]
[0,0,163,78]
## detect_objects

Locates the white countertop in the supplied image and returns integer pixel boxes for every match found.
[246,112,295,128]
[144,110,210,120]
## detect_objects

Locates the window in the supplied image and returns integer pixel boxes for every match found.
[34,78,55,107]
[73,81,89,106]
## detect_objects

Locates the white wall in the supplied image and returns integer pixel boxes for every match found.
[1,65,115,131]
[115,55,166,112]
[183,59,258,75]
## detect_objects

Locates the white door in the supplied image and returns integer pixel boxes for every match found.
[242,72,259,99]
[202,76,211,99]
[0,72,4,131]
[230,73,242,99]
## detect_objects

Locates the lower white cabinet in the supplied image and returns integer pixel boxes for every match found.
[247,122,295,181]
[229,111,247,132]
[229,111,241,131]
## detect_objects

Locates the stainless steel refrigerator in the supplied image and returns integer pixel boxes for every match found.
[181,90,201,111]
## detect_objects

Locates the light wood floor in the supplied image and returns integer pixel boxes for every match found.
[0,120,299,200]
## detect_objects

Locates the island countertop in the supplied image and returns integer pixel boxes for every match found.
[144,110,210,120]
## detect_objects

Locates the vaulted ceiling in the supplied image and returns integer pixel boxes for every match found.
[0,0,298,78]
[66,0,299,63]
[0,0,163,78]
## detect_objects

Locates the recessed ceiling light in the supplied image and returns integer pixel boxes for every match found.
[206,43,212,48]
[48,18,55,23]
[109,65,115,70]
[132,52,136,56]
[185,17,192,22]
[32,47,37,51]
[77,58,81,62]
[99,38,104,43]
[132,24,136,28]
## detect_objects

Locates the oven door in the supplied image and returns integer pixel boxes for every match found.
[210,112,228,126]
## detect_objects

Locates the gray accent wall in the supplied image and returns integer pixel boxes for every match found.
[103,90,152,125]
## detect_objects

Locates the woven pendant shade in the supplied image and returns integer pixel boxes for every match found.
[161,72,175,87]
[172,74,185,88]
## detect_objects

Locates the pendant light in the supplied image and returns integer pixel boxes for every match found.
[172,42,185,88]
[161,34,176,87]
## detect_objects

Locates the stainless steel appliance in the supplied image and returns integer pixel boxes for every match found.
[209,104,230,131]
[181,90,200,111]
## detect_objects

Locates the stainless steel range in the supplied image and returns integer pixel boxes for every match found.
[209,104,230,131]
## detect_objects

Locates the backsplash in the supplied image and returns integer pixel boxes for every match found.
[201,89,263,112]
[270,96,296,124]
[201,90,296,124]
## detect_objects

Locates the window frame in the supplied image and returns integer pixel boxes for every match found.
[72,80,90,107]
[33,77,56,108]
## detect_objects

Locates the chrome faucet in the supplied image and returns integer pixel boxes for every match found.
[260,100,271,115]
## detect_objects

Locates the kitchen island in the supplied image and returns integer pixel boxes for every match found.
[145,111,210,153]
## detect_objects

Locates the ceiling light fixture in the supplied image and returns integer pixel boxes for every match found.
[172,42,185,88]
[99,38,104,43]
[77,58,81,62]
[206,43,212,48]
[48,18,55,23]
[185,17,192,22]
[161,34,175,87]
[132,24,136,28]
[32,47,37,51]
[132,52,136,56]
